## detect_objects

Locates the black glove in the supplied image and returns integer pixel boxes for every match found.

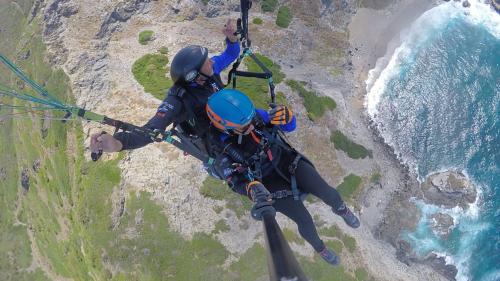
[247,181,276,220]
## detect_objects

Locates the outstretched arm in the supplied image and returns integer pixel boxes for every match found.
[112,94,182,150]
[211,19,241,75]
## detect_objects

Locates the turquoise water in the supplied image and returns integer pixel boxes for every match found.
[365,1,499,281]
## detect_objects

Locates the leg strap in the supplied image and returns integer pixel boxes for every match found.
[288,154,302,200]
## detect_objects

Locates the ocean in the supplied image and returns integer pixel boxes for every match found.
[365,1,499,281]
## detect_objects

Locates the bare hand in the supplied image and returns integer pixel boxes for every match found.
[223,19,238,43]
[90,132,123,153]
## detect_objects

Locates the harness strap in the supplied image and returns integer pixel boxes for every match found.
[288,154,302,201]
[269,190,293,199]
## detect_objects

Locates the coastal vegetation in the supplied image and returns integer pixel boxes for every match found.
[235,53,287,108]
[276,6,293,28]
[331,130,371,159]
[370,172,381,183]
[158,46,169,54]
[252,17,263,24]
[337,174,363,201]
[138,30,154,45]
[131,52,172,100]
[261,0,278,12]
[200,177,253,218]
[286,80,337,121]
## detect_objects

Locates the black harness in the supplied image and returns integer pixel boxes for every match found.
[212,116,312,201]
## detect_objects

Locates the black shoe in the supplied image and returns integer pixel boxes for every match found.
[318,247,340,266]
[334,204,360,228]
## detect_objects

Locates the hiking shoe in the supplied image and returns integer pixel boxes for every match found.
[334,203,360,228]
[318,247,340,266]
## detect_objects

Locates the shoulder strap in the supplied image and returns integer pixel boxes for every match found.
[167,84,187,98]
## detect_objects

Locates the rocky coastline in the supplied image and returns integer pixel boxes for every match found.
[348,1,486,280]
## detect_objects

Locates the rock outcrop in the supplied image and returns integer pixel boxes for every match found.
[422,253,458,281]
[421,171,477,209]
[430,213,454,238]
[96,0,152,39]
[493,0,500,14]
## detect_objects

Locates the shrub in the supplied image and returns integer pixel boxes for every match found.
[213,219,230,234]
[261,0,278,12]
[282,228,305,245]
[342,235,356,252]
[158,46,168,55]
[131,53,172,100]
[355,267,369,281]
[286,80,336,121]
[252,17,263,25]
[276,6,292,28]
[319,225,342,238]
[138,30,154,45]
[330,130,371,159]
[370,172,381,183]
[337,174,362,201]
[325,239,343,254]
[199,177,253,218]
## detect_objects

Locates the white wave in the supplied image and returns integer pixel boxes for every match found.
[365,0,500,117]
[364,1,498,280]
[409,189,491,281]
[465,0,500,39]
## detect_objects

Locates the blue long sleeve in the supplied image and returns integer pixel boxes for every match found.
[256,109,297,132]
[211,38,240,75]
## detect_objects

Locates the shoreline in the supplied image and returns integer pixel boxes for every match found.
[347,0,463,280]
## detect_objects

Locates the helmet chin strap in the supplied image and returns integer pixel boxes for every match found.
[198,72,223,92]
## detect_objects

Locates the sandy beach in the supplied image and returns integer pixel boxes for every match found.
[349,0,438,91]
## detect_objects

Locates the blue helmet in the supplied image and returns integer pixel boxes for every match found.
[206,89,255,133]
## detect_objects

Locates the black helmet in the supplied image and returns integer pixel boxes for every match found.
[170,45,208,84]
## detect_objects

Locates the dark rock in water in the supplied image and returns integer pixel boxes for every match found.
[421,171,476,209]
[21,168,30,192]
[422,253,458,281]
[33,159,41,173]
[493,0,500,13]
[395,239,414,266]
[430,213,454,238]
[462,1,470,8]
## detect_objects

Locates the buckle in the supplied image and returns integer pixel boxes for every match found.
[273,190,288,199]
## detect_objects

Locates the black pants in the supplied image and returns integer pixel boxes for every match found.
[263,159,344,252]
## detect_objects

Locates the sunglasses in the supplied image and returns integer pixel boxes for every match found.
[232,123,254,135]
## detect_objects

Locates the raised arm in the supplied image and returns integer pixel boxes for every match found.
[211,19,241,75]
